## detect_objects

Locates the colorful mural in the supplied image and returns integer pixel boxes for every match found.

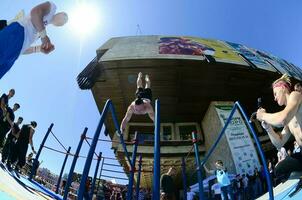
[159,37,215,56]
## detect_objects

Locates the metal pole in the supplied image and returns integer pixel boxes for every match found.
[96,158,105,196]
[55,146,71,194]
[127,132,138,200]
[235,102,274,200]
[109,102,132,165]
[63,128,87,200]
[29,123,54,180]
[90,152,102,200]
[181,157,187,200]
[192,131,204,200]
[136,154,143,200]
[152,99,160,200]
[78,100,111,199]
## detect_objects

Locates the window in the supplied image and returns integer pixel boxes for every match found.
[128,123,154,143]
[126,123,175,142]
[175,123,202,141]
[161,123,174,141]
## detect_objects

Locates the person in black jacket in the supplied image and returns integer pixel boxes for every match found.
[1,116,23,168]
[10,121,37,172]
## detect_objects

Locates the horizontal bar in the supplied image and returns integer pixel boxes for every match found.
[101,174,128,181]
[102,168,127,174]
[103,163,122,167]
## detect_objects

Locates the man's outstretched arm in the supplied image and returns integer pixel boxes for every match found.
[147,104,155,122]
[31,2,54,52]
[257,92,302,126]
[120,105,134,133]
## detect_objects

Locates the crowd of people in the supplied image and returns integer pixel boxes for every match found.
[101,181,152,200]
[0,88,38,173]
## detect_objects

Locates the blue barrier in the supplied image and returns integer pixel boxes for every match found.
[136,154,143,200]
[152,100,161,200]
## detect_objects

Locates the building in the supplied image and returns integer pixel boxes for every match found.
[77,35,302,189]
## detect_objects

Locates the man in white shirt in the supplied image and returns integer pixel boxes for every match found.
[0,1,68,79]
[204,160,234,200]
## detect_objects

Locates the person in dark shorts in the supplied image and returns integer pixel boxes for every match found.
[257,74,302,180]
[120,72,154,133]
[1,116,23,168]
[10,121,37,172]
[160,167,177,200]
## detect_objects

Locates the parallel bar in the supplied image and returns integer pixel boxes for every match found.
[78,100,111,200]
[136,154,143,200]
[63,128,87,200]
[90,152,102,200]
[181,157,187,200]
[127,132,138,200]
[192,132,205,200]
[109,102,132,165]
[235,102,274,200]
[56,146,71,194]
[29,123,54,180]
[152,99,160,200]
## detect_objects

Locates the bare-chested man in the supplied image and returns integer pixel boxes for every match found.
[120,72,154,134]
[257,74,302,178]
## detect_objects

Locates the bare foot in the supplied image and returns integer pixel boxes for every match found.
[145,74,150,82]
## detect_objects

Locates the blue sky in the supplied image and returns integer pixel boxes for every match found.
[1,0,302,185]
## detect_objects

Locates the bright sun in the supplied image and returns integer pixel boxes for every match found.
[69,3,100,37]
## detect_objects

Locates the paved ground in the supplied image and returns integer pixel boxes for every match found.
[0,156,59,200]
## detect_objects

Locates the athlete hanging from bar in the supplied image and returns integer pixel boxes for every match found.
[120,72,154,134]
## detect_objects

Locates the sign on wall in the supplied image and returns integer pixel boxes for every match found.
[255,49,302,80]
[159,36,248,66]
[224,41,277,72]
[215,105,260,175]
